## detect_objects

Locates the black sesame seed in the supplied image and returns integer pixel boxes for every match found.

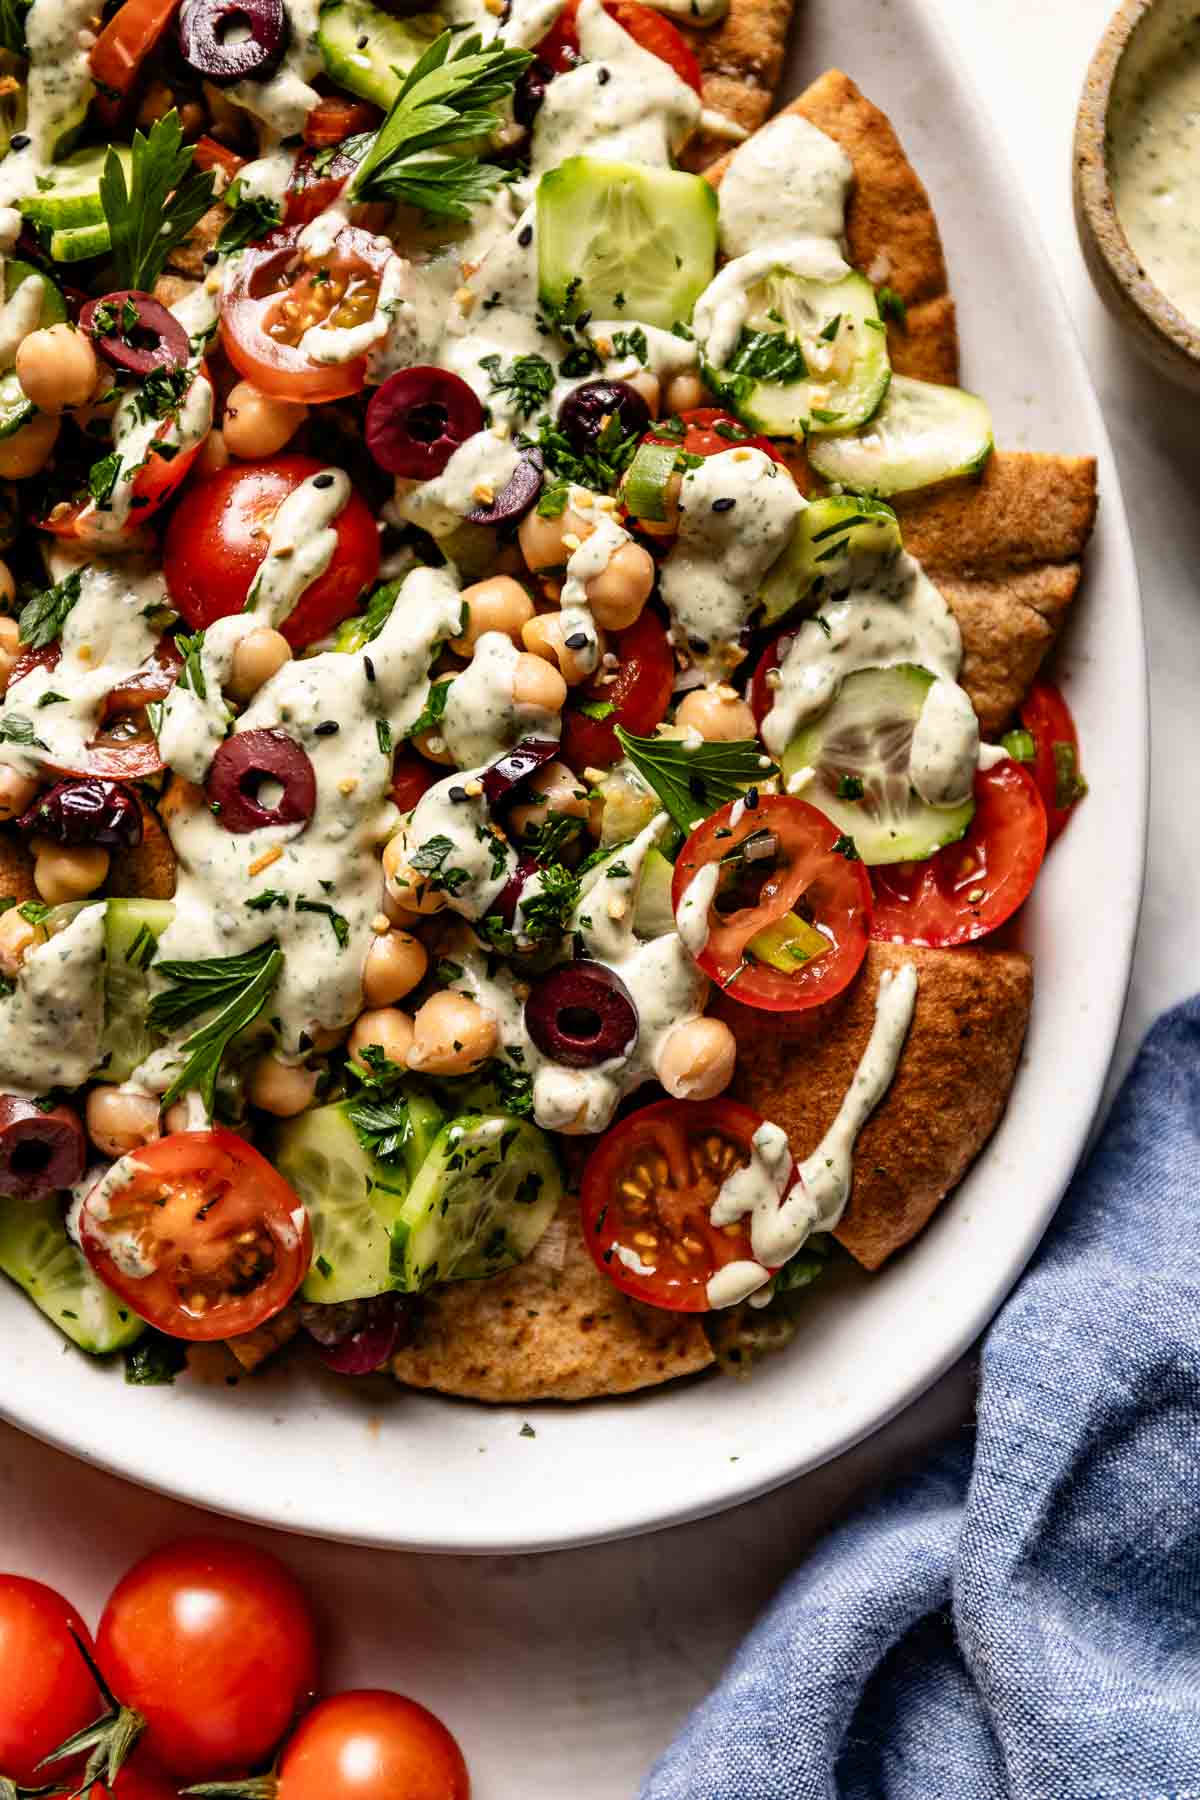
[281,133,302,148]
[314,720,339,736]
[597,65,610,83]
[688,636,709,653]
[312,473,334,489]
[712,496,736,512]
[356,31,368,44]
[448,786,469,804]
[745,787,759,809]
[564,631,589,650]
[363,655,376,683]
[203,250,219,266]
[298,1031,313,1051]
[10,134,28,150]
[518,224,533,247]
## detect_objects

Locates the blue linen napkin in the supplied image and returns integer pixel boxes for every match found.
[640,995,1200,1800]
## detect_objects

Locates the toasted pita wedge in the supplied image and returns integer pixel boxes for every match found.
[712,941,1032,1270]
[392,1201,715,1401]
[677,0,797,171]
[0,829,36,904]
[107,800,177,901]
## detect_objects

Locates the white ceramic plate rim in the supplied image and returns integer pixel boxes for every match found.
[0,0,1146,1554]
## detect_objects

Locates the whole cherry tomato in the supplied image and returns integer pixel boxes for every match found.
[0,1575,100,1786]
[272,1691,470,1800]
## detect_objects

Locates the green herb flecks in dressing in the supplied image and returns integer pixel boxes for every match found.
[715,112,853,259]
[102,372,214,532]
[399,769,517,920]
[659,447,803,671]
[396,429,522,540]
[230,0,325,141]
[0,271,47,370]
[1110,7,1200,326]
[0,903,106,1096]
[706,960,918,1306]
[0,0,98,206]
[440,630,564,767]
[531,0,700,174]
[694,236,850,373]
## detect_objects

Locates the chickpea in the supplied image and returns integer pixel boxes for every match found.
[196,428,230,479]
[676,686,758,743]
[657,1016,737,1101]
[348,1006,415,1069]
[0,412,58,481]
[247,1053,320,1118]
[521,612,606,687]
[227,627,292,703]
[223,382,309,460]
[663,371,709,415]
[0,557,15,610]
[585,540,655,631]
[407,991,497,1076]
[512,651,567,714]
[85,1086,161,1159]
[363,927,428,1006]
[622,367,661,416]
[0,614,21,695]
[451,575,534,654]
[33,845,109,905]
[517,500,594,572]
[383,838,446,915]
[163,1101,193,1134]
[15,324,98,415]
[0,766,38,821]
[410,726,456,766]
[0,907,45,977]
[508,759,590,841]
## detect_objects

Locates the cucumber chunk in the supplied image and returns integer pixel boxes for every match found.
[49,219,112,264]
[317,2,446,110]
[101,899,175,1082]
[275,1087,444,1304]
[748,912,829,972]
[807,375,994,497]
[538,157,718,333]
[20,145,133,231]
[759,495,902,625]
[781,664,975,864]
[633,844,676,938]
[706,269,889,439]
[392,1112,561,1292]
[0,1194,145,1354]
[623,441,677,523]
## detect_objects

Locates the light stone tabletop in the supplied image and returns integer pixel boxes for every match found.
[2,3,1194,1794]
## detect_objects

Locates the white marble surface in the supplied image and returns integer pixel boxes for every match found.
[2,3,1194,1794]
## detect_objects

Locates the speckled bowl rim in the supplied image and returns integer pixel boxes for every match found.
[1075,0,1200,365]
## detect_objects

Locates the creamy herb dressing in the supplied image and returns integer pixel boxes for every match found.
[675,861,718,956]
[230,0,325,141]
[0,273,46,369]
[694,235,850,371]
[558,504,627,675]
[0,0,97,206]
[0,904,106,1096]
[396,430,522,540]
[715,113,853,259]
[705,961,918,1305]
[103,371,214,532]
[1110,7,1200,325]
[531,0,700,173]
[440,629,563,766]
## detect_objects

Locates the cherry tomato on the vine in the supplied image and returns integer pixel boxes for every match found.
[0,1575,100,1786]
[95,1537,319,1781]
[272,1690,470,1800]
[85,1754,184,1800]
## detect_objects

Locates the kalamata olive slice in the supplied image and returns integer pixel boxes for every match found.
[513,59,551,128]
[480,737,560,811]
[365,368,484,479]
[80,290,190,375]
[18,778,143,850]
[557,380,651,453]
[0,1096,86,1199]
[206,728,316,834]
[464,448,543,526]
[305,1293,406,1374]
[177,0,288,85]
[491,853,539,929]
[525,963,639,1068]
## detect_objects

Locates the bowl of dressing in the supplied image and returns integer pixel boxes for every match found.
[1075,0,1200,389]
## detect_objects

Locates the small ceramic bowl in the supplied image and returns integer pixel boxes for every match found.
[1075,0,1200,391]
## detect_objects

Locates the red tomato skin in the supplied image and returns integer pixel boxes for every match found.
[96,1538,319,1782]
[538,0,701,90]
[162,455,380,648]
[0,1576,100,1785]
[1020,680,1084,844]
[86,1754,184,1800]
[560,608,674,770]
[581,1097,779,1311]
[390,749,439,813]
[673,795,872,1013]
[869,762,1048,948]
[277,1691,469,1800]
[39,371,210,545]
[648,407,786,465]
[303,94,381,146]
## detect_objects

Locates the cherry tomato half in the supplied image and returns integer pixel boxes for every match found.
[285,142,363,227]
[303,93,382,147]
[96,1537,319,1782]
[647,407,787,465]
[560,607,674,770]
[272,1691,470,1800]
[538,0,701,92]
[390,748,439,813]
[79,1131,312,1341]
[220,224,394,404]
[673,793,871,1011]
[162,454,380,648]
[6,638,178,779]
[581,1097,787,1311]
[0,1575,100,1786]
[869,761,1048,947]
[1020,679,1086,844]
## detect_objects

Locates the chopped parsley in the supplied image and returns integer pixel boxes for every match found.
[18,567,83,650]
[479,351,554,420]
[296,898,351,948]
[217,192,283,255]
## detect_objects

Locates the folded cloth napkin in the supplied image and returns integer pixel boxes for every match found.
[640,996,1200,1800]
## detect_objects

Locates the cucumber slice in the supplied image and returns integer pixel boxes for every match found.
[275,1087,444,1304]
[316,2,446,110]
[633,844,675,938]
[0,371,31,441]
[759,495,902,625]
[20,145,133,231]
[392,1112,561,1292]
[0,1194,145,1354]
[707,269,889,439]
[538,157,718,333]
[101,899,175,1082]
[781,663,974,864]
[5,259,68,326]
[49,219,112,264]
[807,375,994,497]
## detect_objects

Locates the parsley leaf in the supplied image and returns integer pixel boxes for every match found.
[124,1330,188,1386]
[406,677,452,740]
[0,715,47,750]
[614,728,777,835]
[148,939,283,1112]
[296,898,351,948]
[101,111,216,294]
[175,630,207,700]
[217,192,283,255]
[347,1092,419,1165]
[18,567,82,650]
[245,889,290,912]
[518,861,580,944]
[876,285,908,327]
[87,452,123,509]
